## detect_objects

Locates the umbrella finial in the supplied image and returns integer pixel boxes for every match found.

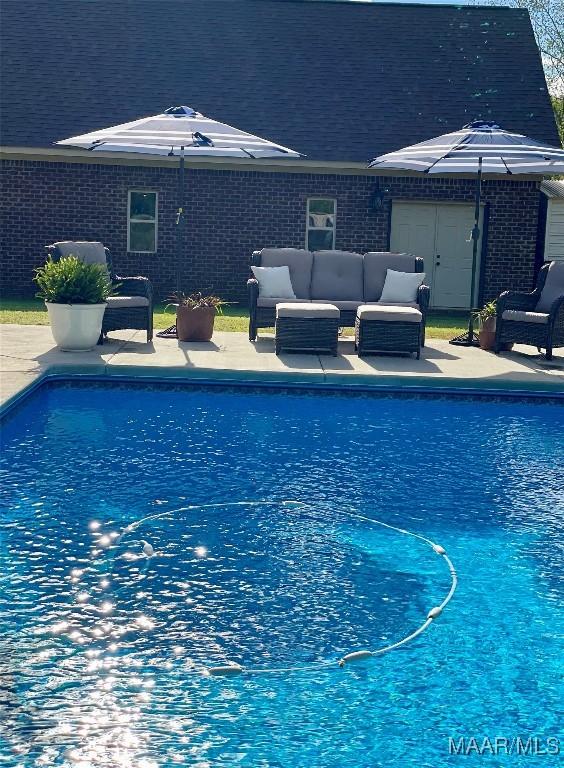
[164,106,197,117]
[465,120,501,131]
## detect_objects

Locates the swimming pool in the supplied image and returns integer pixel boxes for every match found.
[1,381,562,767]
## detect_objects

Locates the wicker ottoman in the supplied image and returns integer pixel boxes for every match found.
[355,305,422,358]
[275,303,340,355]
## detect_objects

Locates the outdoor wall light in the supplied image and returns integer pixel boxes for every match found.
[369,186,390,212]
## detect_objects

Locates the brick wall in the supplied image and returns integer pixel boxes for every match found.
[0,158,540,304]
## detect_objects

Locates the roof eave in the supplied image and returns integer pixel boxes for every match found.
[0,145,544,180]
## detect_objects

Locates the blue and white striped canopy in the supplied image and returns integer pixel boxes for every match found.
[369,121,564,175]
[57,105,302,159]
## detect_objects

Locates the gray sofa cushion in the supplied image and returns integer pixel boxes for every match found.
[259,248,313,299]
[364,252,418,302]
[260,299,370,312]
[536,261,564,312]
[54,241,108,267]
[311,250,364,301]
[311,299,363,311]
[257,296,306,308]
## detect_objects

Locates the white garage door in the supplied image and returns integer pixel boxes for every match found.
[390,202,483,309]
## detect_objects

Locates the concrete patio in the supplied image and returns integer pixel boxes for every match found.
[1,324,563,409]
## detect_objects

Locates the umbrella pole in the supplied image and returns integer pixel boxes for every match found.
[176,148,185,294]
[450,156,482,347]
[157,146,185,339]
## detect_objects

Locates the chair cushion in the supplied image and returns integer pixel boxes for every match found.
[357,304,422,323]
[276,302,339,319]
[379,269,425,303]
[502,309,549,324]
[257,297,305,308]
[364,252,418,302]
[106,295,150,308]
[536,261,564,312]
[310,251,364,301]
[251,266,296,299]
[259,248,313,299]
[54,241,108,266]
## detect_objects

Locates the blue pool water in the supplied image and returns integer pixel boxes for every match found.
[0,382,562,767]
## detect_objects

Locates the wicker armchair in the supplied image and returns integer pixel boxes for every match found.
[494,261,564,360]
[45,241,153,343]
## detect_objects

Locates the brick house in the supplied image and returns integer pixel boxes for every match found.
[0,0,560,308]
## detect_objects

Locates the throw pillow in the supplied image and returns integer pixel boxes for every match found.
[379,269,425,303]
[251,266,296,299]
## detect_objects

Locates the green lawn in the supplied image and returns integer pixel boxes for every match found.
[0,299,467,340]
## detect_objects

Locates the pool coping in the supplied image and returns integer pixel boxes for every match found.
[2,363,563,420]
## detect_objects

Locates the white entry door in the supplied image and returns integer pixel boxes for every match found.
[390,202,482,309]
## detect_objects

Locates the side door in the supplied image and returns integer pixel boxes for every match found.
[390,202,437,293]
[433,204,482,309]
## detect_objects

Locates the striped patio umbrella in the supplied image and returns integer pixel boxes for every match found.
[57,105,300,159]
[369,121,564,345]
[57,106,302,336]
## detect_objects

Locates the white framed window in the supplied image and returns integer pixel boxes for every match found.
[306,197,336,250]
[128,190,158,252]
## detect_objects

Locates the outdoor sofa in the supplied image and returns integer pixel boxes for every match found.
[494,260,564,360]
[248,248,429,343]
[45,241,153,343]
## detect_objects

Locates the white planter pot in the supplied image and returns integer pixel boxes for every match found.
[46,302,106,351]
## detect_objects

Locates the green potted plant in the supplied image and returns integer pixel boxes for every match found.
[34,255,114,351]
[169,291,226,342]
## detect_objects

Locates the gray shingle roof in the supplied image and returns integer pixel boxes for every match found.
[541,180,564,199]
[0,0,559,161]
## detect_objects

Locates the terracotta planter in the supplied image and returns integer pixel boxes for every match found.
[176,305,217,342]
[478,316,496,351]
[478,316,513,352]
